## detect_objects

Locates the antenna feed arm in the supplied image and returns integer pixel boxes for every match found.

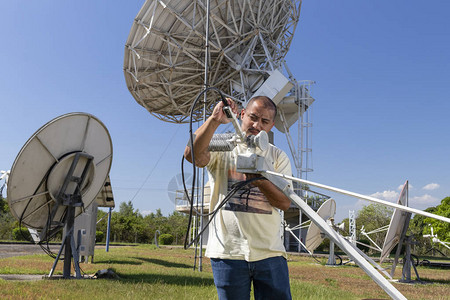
[261,171,292,195]
[236,153,265,174]
[222,105,269,152]
[235,154,291,193]
[223,106,246,142]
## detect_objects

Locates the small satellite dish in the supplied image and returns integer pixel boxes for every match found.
[7,112,112,278]
[305,198,336,252]
[379,181,409,264]
[124,0,301,123]
[0,170,9,182]
[7,113,112,232]
[0,170,9,196]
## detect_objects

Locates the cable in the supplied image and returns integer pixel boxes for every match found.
[129,126,180,203]
[181,87,272,253]
[180,156,226,217]
[182,88,334,276]
[18,168,51,244]
[185,176,267,249]
[18,152,89,260]
[183,87,229,250]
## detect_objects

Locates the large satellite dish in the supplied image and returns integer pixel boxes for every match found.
[380,181,409,264]
[305,198,336,252]
[124,0,301,123]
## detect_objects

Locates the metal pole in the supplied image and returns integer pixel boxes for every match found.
[264,171,450,224]
[63,207,75,278]
[263,171,407,300]
[198,0,211,272]
[288,190,405,299]
[326,241,336,265]
[106,207,112,252]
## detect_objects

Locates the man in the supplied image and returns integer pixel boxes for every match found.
[184,96,292,300]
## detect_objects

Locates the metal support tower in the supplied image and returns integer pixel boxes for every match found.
[299,82,314,180]
[349,210,357,246]
[278,74,315,252]
[279,79,315,182]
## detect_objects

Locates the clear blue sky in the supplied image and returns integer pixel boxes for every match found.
[1,1,449,222]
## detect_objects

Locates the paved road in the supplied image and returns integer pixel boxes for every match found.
[0,243,60,259]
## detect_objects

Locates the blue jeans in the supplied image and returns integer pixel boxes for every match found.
[210,256,291,300]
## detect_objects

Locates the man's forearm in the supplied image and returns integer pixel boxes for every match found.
[184,116,221,167]
[253,179,291,211]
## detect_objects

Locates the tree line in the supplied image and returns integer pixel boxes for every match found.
[0,194,189,245]
[95,201,189,245]
[0,193,448,255]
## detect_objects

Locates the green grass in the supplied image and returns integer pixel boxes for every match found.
[290,280,358,300]
[0,245,449,299]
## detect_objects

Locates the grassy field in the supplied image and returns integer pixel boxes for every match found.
[0,244,449,299]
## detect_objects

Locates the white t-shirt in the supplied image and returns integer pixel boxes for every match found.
[205,143,292,262]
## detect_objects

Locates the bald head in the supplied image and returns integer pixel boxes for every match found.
[247,96,277,121]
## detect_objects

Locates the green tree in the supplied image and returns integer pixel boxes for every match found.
[96,209,109,235]
[166,211,189,245]
[119,201,140,217]
[409,206,437,254]
[143,209,168,244]
[98,203,189,244]
[356,204,393,252]
[423,197,450,243]
[108,201,146,243]
[337,217,350,237]
[96,231,104,243]
[0,194,17,240]
[141,209,189,245]
[0,193,8,214]
[12,227,31,241]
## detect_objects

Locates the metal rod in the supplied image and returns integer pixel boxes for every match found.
[284,225,311,255]
[348,240,393,280]
[264,171,450,224]
[197,0,212,272]
[10,191,50,204]
[106,207,112,252]
[263,171,407,300]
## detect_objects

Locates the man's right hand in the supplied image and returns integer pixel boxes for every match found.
[184,98,238,167]
[211,98,238,124]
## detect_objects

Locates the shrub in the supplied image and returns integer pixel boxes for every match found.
[96,231,104,243]
[12,227,31,241]
[158,233,174,245]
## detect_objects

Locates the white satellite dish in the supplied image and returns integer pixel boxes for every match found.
[380,181,410,264]
[379,181,423,282]
[337,222,345,231]
[0,170,9,196]
[305,198,336,252]
[7,112,112,278]
[124,0,301,123]
[0,170,9,182]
